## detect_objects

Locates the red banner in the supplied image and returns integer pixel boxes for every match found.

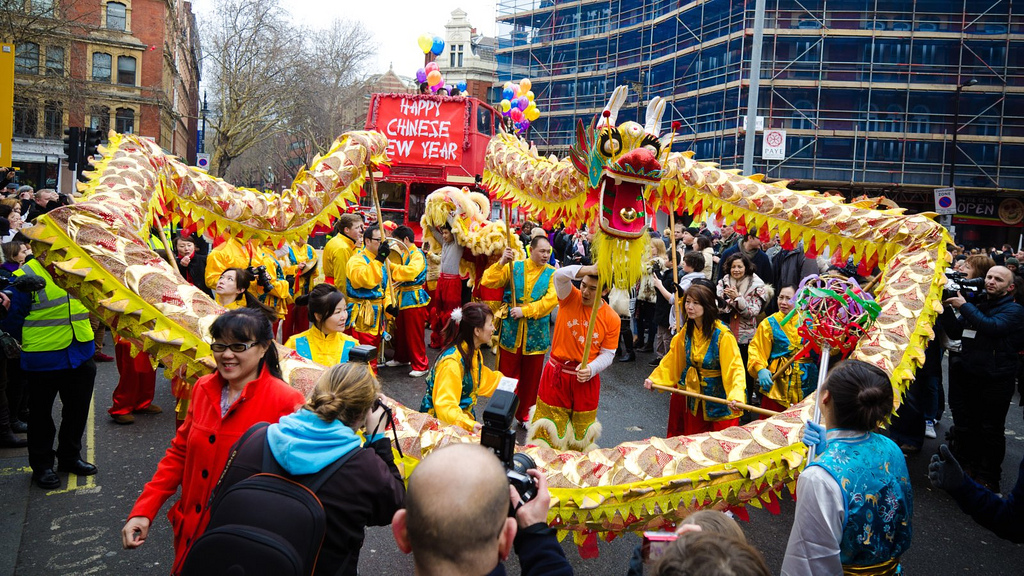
[376,96,465,167]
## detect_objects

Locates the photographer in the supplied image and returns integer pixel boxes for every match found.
[205,236,291,321]
[941,264,1024,492]
[391,443,571,576]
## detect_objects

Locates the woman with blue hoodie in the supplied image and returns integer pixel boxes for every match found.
[214,362,406,576]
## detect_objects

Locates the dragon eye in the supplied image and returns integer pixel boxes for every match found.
[599,130,622,157]
[640,134,661,157]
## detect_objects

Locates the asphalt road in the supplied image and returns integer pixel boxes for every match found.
[2,341,1023,575]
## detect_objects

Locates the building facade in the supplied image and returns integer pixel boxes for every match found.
[496,0,1023,242]
[8,0,200,191]
[438,8,498,101]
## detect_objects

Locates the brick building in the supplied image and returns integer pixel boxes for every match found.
[9,0,200,191]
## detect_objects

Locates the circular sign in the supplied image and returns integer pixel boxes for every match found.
[937,196,953,209]
[998,198,1024,226]
[766,130,784,147]
[197,157,209,169]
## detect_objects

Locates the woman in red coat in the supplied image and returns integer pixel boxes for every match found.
[119,308,304,573]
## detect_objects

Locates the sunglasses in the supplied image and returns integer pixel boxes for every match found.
[210,341,259,353]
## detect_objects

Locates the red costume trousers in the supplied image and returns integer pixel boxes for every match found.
[430,274,463,348]
[109,340,156,416]
[347,328,382,370]
[280,303,310,343]
[760,396,787,417]
[537,358,601,414]
[498,347,546,422]
[667,394,738,436]
[394,306,429,371]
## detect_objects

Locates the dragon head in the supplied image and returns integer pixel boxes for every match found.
[571,86,668,240]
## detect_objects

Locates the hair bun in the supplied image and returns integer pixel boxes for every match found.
[294,294,310,306]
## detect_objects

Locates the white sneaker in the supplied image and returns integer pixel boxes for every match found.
[924,420,937,439]
[385,360,410,368]
[409,369,429,378]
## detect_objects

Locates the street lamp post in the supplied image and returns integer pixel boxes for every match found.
[199,91,208,154]
[949,78,977,188]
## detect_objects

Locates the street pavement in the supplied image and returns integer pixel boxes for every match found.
[3,340,1023,575]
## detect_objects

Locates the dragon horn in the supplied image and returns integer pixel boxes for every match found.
[645,96,667,136]
[600,86,629,127]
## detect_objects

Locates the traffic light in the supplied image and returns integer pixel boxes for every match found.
[63,126,80,171]
[79,128,102,182]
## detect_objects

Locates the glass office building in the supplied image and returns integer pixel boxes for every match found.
[496,0,1022,220]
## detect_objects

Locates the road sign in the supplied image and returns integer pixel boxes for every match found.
[196,153,210,170]
[762,129,786,160]
[934,187,956,215]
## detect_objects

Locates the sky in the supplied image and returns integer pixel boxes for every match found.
[193,0,499,81]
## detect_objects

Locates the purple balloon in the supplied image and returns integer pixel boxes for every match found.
[415,68,427,83]
[517,96,530,109]
[521,119,530,131]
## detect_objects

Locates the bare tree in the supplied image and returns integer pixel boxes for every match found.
[203,0,301,177]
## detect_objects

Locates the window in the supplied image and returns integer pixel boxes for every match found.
[13,98,37,137]
[15,42,39,74]
[32,0,54,17]
[115,107,135,133]
[92,53,112,82]
[90,106,111,134]
[106,2,127,31]
[117,55,136,85]
[450,44,463,68]
[45,46,64,76]
[44,101,62,138]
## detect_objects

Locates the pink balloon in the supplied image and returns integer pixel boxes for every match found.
[510,108,524,122]
[425,62,439,73]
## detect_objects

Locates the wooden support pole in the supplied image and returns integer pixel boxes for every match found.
[652,384,781,417]
[668,211,682,330]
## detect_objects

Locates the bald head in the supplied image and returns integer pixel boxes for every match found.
[985,265,1015,297]
[396,444,514,574]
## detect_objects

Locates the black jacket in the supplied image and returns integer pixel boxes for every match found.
[942,292,1024,379]
[486,523,574,576]
[176,252,210,296]
[217,430,406,576]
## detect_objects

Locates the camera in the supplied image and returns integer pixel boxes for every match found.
[481,389,539,512]
[348,345,377,364]
[943,271,985,300]
[247,265,274,292]
[0,274,48,319]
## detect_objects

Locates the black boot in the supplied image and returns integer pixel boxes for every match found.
[0,406,27,448]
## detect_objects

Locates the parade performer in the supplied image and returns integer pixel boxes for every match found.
[385,226,431,377]
[419,302,503,432]
[644,283,745,437]
[747,285,819,414]
[481,237,557,424]
[280,237,319,342]
[783,360,913,575]
[427,223,464,349]
[205,236,291,320]
[345,225,392,368]
[322,213,363,287]
[527,264,619,451]
[285,283,359,366]
[108,337,160,425]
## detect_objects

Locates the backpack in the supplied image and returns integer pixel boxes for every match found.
[180,423,355,576]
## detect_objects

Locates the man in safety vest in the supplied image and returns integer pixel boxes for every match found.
[480,236,558,425]
[385,225,431,378]
[2,257,98,490]
[345,225,393,369]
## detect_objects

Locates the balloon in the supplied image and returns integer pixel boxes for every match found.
[500,88,512,100]
[425,61,439,73]
[520,78,532,92]
[427,70,442,85]
[520,119,530,131]
[517,96,530,109]
[504,81,514,91]
[512,84,521,97]
[417,34,433,54]
[457,81,467,92]
[526,90,535,101]
[431,37,445,56]
[415,68,427,83]
[525,106,541,122]
[510,108,524,122]
[500,99,511,112]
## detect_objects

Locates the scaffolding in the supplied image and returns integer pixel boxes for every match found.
[495,0,1024,196]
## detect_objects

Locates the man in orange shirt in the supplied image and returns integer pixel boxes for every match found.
[526,264,619,451]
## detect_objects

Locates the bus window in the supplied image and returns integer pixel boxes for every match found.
[477,105,493,137]
[373,181,406,209]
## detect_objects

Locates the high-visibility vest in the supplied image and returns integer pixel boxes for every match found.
[14,259,94,352]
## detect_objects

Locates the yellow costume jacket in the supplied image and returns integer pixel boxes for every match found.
[648,320,746,421]
[391,245,430,310]
[284,241,319,298]
[480,259,557,354]
[284,327,359,367]
[421,345,503,431]
[747,311,817,408]
[323,234,357,288]
[345,248,392,334]
[205,238,291,317]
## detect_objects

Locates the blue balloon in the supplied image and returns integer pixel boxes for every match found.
[502,87,514,100]
[431,37,445,56]
[457,81,467,92]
